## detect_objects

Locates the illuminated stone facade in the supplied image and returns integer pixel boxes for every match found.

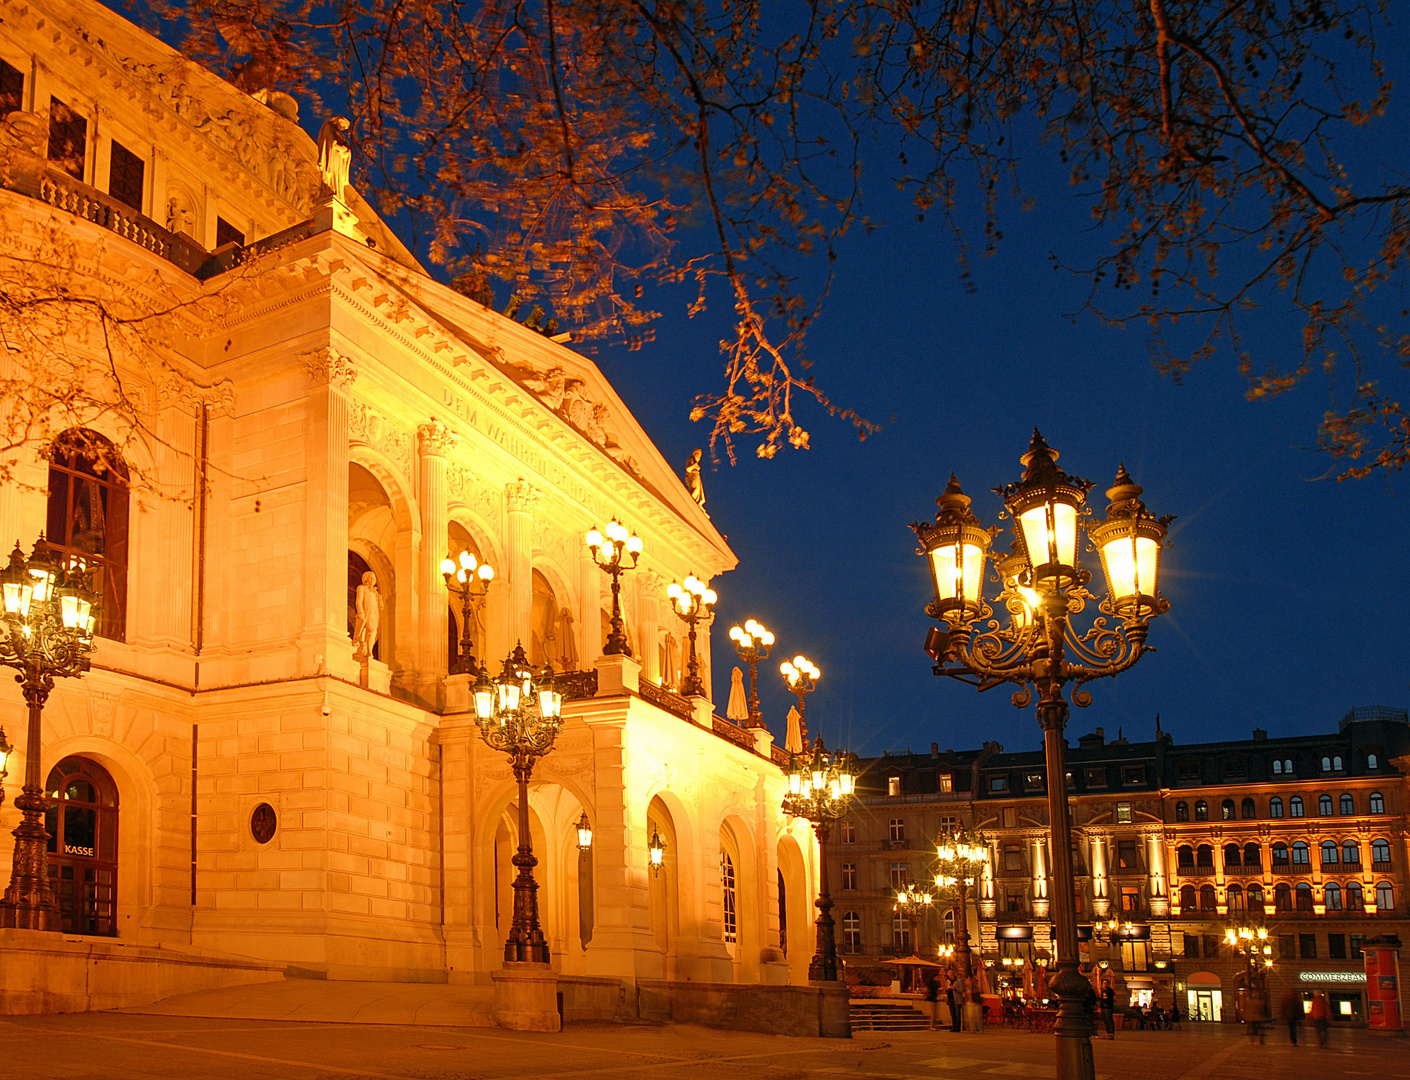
[0,0,819,999]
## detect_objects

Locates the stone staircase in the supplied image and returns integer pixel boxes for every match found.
[849,999,931,1032]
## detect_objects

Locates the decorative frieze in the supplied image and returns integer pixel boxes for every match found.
[303,346,358,390]
[348,402,413,481]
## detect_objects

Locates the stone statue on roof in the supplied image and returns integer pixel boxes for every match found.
[317,116,352,200]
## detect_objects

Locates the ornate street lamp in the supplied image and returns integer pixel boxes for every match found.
[575,811,593,853]
[934,827,989,986]
[441,549,494,675]
[1225,918,1274,1030]
[728,619,774,728]
[779,655,819,738]
[0,538,99,929]
[647,827,668,876]
[586,520,643,656]
[894,880,934,954]
[911,431,1172,1080]
[666,574,716,697]
[471,643,563,963]
[781,732,857,981]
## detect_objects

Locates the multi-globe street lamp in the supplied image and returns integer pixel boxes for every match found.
[894,880,934,954]
[1225,919,1274,1030]
[728,619,774,728]
[666,575,716,696]
[779,654,819,739]
[911,430,1172,1080]
[933,827,989,985]
[586,520,643,656]
[471,644,563,963]
[781,733,857,981]
[441,549,494,675]
[0,538,99,929]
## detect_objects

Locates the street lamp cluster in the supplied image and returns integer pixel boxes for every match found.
[0,538,100,929]
[912,430,1173,1080]
[442,549,494,674]
[727,619,774,727]
[667,575,716,696]
[933,827,988,984]
[586,520,643,656]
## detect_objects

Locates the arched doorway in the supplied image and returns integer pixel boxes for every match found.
[44,756,119,936]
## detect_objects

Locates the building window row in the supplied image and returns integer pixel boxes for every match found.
[1179,879,1392,914]
[1176,790,1384,822]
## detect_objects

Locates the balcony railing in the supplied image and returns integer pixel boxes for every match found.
[1373,861,1393,873]
[1271,863,1299,875]
[1177,865,1214,877]
[1225,864,1262,875]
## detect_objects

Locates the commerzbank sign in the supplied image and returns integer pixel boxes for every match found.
[1299,972,1367,985]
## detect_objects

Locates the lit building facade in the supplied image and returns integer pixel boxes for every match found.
[0,0,820,1003]
[829,708,1409,1022]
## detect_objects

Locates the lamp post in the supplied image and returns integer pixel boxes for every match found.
[934,827,989,985]
[728,619,774,728]
[0,538,99,930]
[575,811,593,852]
[647,827,668,876]
[894,880,934,955]
[470,643,563,963]
[782,732,857,981]
[586,520,643,656]
[441,550,494,675]
[911,431,1172,1080]
[779,654,819,740]
[1224,919,1274,1031]
[666,575,716,696]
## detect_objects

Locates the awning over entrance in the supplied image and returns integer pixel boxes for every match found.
[1187,971,1221,988]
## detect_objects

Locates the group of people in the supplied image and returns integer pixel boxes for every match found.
[1082,982,1182,1037]
[922,967,984,1032]
[1278,988,1333,1048]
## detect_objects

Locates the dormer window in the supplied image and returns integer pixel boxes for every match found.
[989,776,1007,792]
[1367,753,1379,770]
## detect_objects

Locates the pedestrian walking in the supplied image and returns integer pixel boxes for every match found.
[1100,982,1116,1039]
[925,969,941,1031]
[1309,993,1330,1048]
[946,973,961,1032]
[1279,987,1302,1046]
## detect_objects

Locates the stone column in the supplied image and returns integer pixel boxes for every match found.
[979,839,997,920]
[1030,835,1050,920]
[636,572,662,684]
[1090,834,1111,917]
[417,421,457,696]
[1146,831,1169,917]
[505,481,539,650]
[577,542,599,667]
[299,347,358,679]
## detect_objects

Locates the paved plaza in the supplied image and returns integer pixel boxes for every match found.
[0,983,1402,1080]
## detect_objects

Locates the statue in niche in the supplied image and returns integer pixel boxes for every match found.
[317,116,352,199]
[662,632,680,690]
[685,449,704,507]
[557,607,578,669]
[165,189,195,238]
[351,570,381,658]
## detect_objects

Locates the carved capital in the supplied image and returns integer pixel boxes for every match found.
[505,479,541,515]
[155,371,237,417]
[417,418,458,458]
[303,346,357,390]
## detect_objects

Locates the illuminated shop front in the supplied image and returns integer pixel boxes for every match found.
[1300,970,1368,1023]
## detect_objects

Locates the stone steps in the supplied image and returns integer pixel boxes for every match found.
[850,1000,931,1031]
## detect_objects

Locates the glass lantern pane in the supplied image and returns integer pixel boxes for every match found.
[1103,534,1159,600]
[1020,502,1078,568]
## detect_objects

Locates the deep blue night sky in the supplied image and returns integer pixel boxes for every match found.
[588,25,1410,760]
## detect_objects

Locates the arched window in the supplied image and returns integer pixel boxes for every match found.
[1242,797,1256,820]
[1333,756,1343,770]
[1370,792,1385,814]
[1320,841,1339,865]
[1321,756,1332,772]
[1244,843,1262,867]
[720,851,738,948]
[1179,884,1196,913]
[1248,883,1265,913]
[842,911,862,953]
[1291,841,1310,866]
[1199,884,1216,911]
[1271,843,1289,867]
[1175,801,1189,822]
[1196,844,1214,867]
[1274,882,1292,911]
[1227,884,1245,914]
[1372,839,1392,866]
[1270,797,1284,818]
[46,429,129,641]
[1290,796,1304,818]
[1295,882,1314,912]
[1340,793,1354,816]
[942,909,955,944]
[1177,846,1194,869]
[1221,799,1235,821]
[1319,794,1333,816]
[1223,843,1241,867]
[1344,841,1361,865]
[1377,881,1395,911]
[1348,881,1364,910]
[1325,882,1342,911]
[1194,800,1208,821]
[1272,759,1283,775]
[42,756,119,936]
[1283,759,1294,774]
[1368,754,1379,770]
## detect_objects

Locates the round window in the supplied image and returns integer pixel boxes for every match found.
[251,803,277,844]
